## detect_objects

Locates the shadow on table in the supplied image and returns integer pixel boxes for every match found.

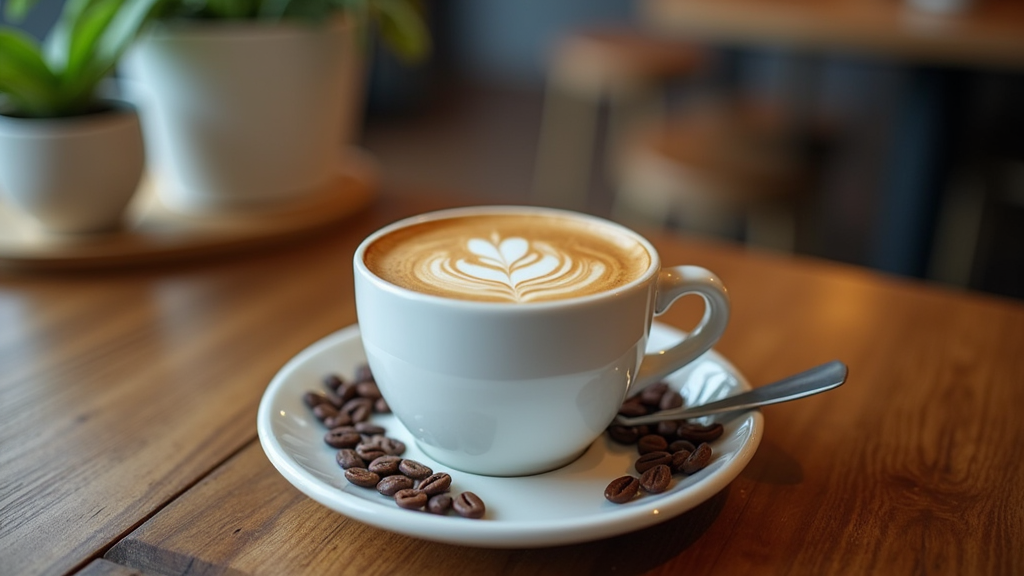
[740,438,804,485]
[506,486,731,575]
[106,539,249,576]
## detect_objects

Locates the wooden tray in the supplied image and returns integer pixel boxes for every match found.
[0,148,378,271]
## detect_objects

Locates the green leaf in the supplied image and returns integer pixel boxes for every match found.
[94,0,171,67]
[256,0,291,21]
[44,0,102,71]
[59,0,167,114]
[40,0,125,113]
[66,0,126,79]
[204,0,258,18]
[370,0,429,64]
[3,0,38,23]
[0,29,60,116]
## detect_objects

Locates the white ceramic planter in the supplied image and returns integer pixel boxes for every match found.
[0,104,145,234]
[122,17,365,214]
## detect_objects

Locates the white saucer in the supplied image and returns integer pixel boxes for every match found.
[257,322,763,548]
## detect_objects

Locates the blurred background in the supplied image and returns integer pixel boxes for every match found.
[5,0,1023,299]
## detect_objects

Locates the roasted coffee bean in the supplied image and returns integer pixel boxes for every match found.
[417,472,452,496]
[607,425,641,444]
[355,444,387,461]
[341,398,374,423]
[639,464,672,494]
[635,451,672,474]
[323,412,353,429]
[453,492,486,519]
[659,390,683,411]
[656,420,682,439]
[344,467,379,488]
[676,422,724,444]
[312,403,339,422]
[394,489,428,510]
[354,422,386,436]
[322,373,344,391]
[327,391,346,409]
[670,449,692,473]
[379,436,406,456]
[336,382,359,403]
[604,475,640,504]
[368,455,403,476]
[354,364,373,383]
[668,439,696,453]
[377,475,414,496]
[682,442,713,474]
[356,381,382,399]
[374,397,390,414]
[303,391,332,409]
[639,382,669,407]
[336,449,364,470]
[324,429,362,449]
[398,459,433,480]
[637,434,669,455]
[617,399,649,418]
[427,493,453,515]
[360,434,406,456]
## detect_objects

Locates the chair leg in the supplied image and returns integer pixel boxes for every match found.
[606,87,667,179]
[927,166,987,287]
[613,152,740,238]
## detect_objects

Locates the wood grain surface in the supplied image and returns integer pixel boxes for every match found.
[0,192,439,576]
[640,0,1024,69]
[2,192,1023,575]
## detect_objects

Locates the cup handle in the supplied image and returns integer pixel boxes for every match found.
[631,265,730,392]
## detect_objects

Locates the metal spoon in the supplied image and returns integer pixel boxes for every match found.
[613,360,848,426]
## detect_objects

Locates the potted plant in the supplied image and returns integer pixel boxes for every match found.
[121,0,429,214]
[0,0,165,233]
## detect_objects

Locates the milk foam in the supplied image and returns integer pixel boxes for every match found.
[421,232,607,302]
[364,214,651,303]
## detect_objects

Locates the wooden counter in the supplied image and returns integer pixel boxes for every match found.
[640,0,1024,68]
[1,190,1022,575]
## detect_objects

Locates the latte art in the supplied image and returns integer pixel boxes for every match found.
[423,233,607,302]
[364,214,652,303]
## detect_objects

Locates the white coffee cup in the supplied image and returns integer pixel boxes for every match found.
[354,206,729,476]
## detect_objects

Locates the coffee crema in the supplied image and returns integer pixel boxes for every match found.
[364,214,652,303]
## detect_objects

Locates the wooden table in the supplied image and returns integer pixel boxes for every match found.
[638,0,1024,279]
[640,0,1024,68]
[2,191,1023,575]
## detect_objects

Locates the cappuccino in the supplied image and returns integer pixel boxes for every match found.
[363,213,652,303]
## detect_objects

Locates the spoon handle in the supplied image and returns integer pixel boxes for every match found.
[614,360,848,426]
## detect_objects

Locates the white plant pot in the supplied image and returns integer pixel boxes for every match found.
[0,104,145,234]
[122,17,366,214]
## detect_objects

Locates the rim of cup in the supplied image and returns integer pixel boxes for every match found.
[353,205,662,310]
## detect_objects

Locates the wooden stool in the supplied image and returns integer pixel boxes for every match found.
[613,100,810,251]
[532,27,708,211]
